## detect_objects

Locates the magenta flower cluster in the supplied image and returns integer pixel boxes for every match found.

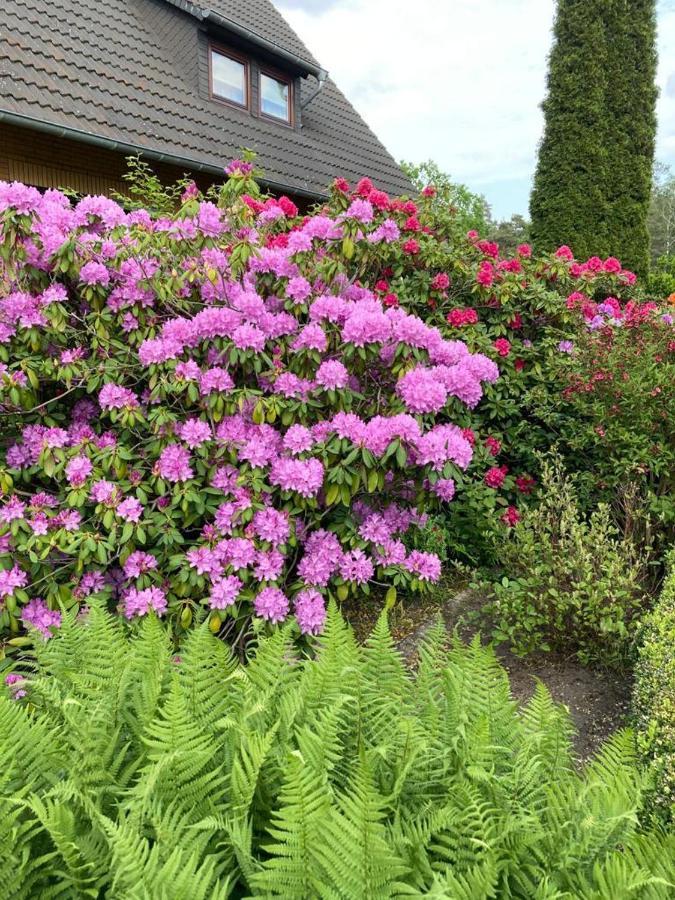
[0,171,500,638]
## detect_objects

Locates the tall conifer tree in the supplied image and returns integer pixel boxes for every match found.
[530,0,657,273]
[530,0,611,260]
[603,0,658,274]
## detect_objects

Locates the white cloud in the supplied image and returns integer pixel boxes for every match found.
[277,0,675,218]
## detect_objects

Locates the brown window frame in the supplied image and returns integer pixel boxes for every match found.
[258,65,294,126]
[209,43,250,111]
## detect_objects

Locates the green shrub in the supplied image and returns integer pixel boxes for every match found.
[478,456,648,666]
[634,552,675,825]
[2,602,673,898]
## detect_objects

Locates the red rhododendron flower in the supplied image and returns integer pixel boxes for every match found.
[241,194,264,214]
[485,436,501,456]
[493,338,511,357]
[421,185,436,197]
[517,243,532,258]
[477,240,499,259]
[515,474,536,494]
[355,177,373,197]
[446,308,478,327]
[514,358,525,371]
[477,261,495,287]
[369,189,390,210]
[501,506,520,527]
[484,465,508,488]
[461,428,476,446]
[383,293,399,307]
[333,177,350,193]
[277,196,298,217]
[508,313,523,329]
[402,239,420,255]
[431,272,450,291]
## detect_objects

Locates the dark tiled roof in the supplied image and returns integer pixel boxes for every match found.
[0,0,413,198]
[171,0,322,69]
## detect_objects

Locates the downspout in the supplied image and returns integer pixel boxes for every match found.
[300,71,327,113]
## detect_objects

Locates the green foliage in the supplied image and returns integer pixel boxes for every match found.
[647,254,675,299]
[3,601,674,898]
[477,455,648,665]
[633,551,675,825]
[400,158,491,235]
[530,0,657,274]
[531,309,675,556]
[112,156,194,217]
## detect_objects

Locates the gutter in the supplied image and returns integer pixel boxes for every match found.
[164,0,328,80]
[0,109,328,201]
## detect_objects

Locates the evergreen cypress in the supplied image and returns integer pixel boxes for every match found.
[530,0,611,260]
[603,0,658,275]
[530,0,658,273]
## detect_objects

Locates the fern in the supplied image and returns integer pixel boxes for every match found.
[2,600,673,898]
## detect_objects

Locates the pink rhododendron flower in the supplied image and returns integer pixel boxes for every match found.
[117,497,144,523]
[21,599,61,638]
[254,586,289,623]
[99,383,139,410]
[124,586,167,618]
[178,418,212,448]
[209,575,242,609]
[79,261,110,286]
[65,454,93,486]
[123,552,157,578]
[0,564,28,598]
[294,588,326,635]
[405,550,441,582]
[158,444,193,482]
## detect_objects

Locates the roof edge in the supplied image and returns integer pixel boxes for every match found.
[162,0,328,80]
[0,109,329,201]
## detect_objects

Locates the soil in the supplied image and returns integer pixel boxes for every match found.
[342,581,633,763]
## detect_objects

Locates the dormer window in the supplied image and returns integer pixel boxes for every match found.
[260,71,292,124]
[210,46,249,109]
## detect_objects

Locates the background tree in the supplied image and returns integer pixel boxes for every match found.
[530,0,611,260]
[648,162,675,262]
[530,0,657,274]
[603,0,658,275]
[401,159,491,234]
[486,214,531,256]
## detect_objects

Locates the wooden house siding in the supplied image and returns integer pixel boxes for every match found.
[0,122,213,196]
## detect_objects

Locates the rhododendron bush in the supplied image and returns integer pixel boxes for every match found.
[0,170,500,641]
[534,301,675,549]
[324,176,673,559]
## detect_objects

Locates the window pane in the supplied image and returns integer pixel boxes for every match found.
[212,50,246,106]
[261,73,290,121]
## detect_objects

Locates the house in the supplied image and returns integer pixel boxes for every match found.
[0,0,413,202]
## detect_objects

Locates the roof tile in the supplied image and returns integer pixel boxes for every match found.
[0,0,413,198]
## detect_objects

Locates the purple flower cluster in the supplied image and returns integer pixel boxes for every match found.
[0,172,505,636]
[21,598,61,638]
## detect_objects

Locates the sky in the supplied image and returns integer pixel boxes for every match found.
[275,0,675,220]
